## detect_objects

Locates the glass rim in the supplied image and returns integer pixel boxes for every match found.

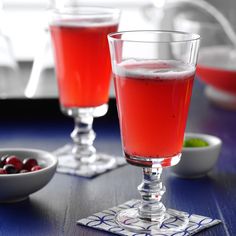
[50,6,120,17]
[108,30,200,43]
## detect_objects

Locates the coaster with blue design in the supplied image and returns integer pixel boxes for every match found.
[77,199,221,235]
[53,144,126,178]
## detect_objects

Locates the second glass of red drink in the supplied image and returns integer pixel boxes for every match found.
[49,5,120,172]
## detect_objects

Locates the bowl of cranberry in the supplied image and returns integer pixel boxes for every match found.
[0,148,57,203]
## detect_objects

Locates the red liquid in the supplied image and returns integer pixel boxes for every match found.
[197,65,236,94]
[50,22,118,107]
[114,61,195,160]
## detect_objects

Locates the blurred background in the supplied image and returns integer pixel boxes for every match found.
[2,0,236,61]
[1,0,236,104]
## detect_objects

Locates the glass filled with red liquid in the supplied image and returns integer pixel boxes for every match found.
[108,31,200,233]
[49,6,120,170]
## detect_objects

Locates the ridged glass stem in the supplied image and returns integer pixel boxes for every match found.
[70,113,96,163]
[138,166,166,222]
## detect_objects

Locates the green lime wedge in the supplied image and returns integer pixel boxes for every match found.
[184,138,209,148]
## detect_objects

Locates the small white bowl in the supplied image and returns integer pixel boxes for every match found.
[172,133,222,178]
[0,148,57,203]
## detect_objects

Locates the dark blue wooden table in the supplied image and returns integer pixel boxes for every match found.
[0,79,235,236]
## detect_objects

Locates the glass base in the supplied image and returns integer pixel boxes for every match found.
[125,152,181,167]
[116,207,189,234]
[61,103,108,117]
[54,144,125,177]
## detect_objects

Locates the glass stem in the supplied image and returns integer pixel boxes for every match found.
[70,113,96,163]
[138,166,166,222]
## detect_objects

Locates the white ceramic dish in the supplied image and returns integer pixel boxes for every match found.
[197,46,236,110]
[0,148,57,203]
[172,133,222,178]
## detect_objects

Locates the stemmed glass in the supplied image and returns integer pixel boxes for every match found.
[49,5,120,172]
[108,31,200,233]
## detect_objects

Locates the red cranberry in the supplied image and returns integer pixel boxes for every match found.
[3,164,18,174]
[0,168,7,174]
[31,165,42,171]
[23,158,38,171]
[6,156,23,171]
[20,169,29,173]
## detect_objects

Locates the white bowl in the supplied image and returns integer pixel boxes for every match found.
[0,148,57,203]
[172,133,222,178]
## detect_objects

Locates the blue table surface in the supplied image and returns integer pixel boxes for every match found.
[0,79,235,236]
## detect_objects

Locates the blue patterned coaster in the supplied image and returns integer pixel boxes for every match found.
[53,144,126,178]
[77,199,221,236]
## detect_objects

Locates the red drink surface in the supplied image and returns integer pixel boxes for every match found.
[50,21,118,107]
[114,60,195,159]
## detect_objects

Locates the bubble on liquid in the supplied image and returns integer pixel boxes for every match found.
[51,18,118,28]
[115,59,195,80]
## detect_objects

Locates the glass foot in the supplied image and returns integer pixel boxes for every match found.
[54,144,126,177]
[116,207,189,234]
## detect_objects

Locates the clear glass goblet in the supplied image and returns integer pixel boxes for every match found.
[49,5,120,174]
[108,30,200,233]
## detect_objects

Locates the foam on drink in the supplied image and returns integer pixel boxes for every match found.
[114,59,195,80]
[51,19,118,28]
